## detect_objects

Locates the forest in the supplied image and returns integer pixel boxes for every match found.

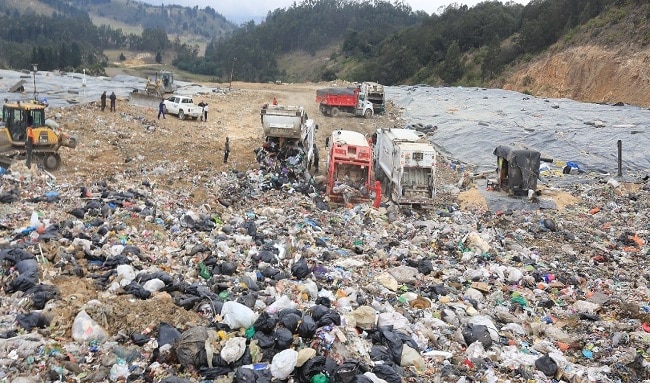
[0,0,643,85]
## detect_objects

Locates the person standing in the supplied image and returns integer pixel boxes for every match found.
[26,123,35,169]
[100,91,107,111]
[203,103,209,122]
[272,97,278,105]
[109,92,116,112]
[223,137,230,164]
[197,101,205,121]
[158,99,166,120]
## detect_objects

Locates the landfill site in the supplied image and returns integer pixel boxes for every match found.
[0,70,649,383]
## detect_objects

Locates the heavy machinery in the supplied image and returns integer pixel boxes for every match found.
[0,101,77,170]
[258,104,315,175]
[325,130,373,204]
[130,70,176,105]
[373,128,437,206]
[316,85,375,119]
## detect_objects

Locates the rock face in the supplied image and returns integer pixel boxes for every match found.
[504,44,650,107]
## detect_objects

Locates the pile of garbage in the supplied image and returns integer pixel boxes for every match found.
[1,160,649,382]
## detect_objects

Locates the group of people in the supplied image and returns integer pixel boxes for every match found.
[100,91,117,112]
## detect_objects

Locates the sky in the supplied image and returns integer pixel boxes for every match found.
[142,0,531,24]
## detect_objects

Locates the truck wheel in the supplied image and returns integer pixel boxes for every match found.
[364,109,372,119]
[42,153,62,171]
[178,110,185,120]
[331,107,339,117]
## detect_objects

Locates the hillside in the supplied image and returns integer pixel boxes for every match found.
[502,3,650,107]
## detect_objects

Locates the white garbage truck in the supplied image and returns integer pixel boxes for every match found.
[373,127,437,206]
[259,104,316,173]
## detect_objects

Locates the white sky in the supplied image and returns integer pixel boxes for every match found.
[142,0,531,23]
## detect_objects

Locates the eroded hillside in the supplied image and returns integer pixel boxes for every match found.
[505,45,650,107]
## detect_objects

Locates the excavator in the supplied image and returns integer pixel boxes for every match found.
[0,101,77,170]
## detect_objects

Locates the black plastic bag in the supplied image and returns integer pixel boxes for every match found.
[131,333,150,346]
[274,327,293,350]
[372,364,402,383]
[535,354,558,377]
[7,259,40,293]
[123,281,151,299]
[158,322,181,347]
[234,366,272,383]
[297,315,317,338]
[310,304,329,321]
[332,360,367,383]
[317,310,341,327]
[198,366,232,379]
[279,313,301,334]
[369,345,392,364]
[253,331,276,349]
[462,324,492,348]
[254,312,278,334]
[26,284,60,310]
[297,356,337,383]
[291,257,311,279]
[16,312,50,331]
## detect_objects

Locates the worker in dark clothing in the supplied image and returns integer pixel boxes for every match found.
[311,143,319,173]
[109,92,116,112]
[224,137,230,164]
[158,99,166,119]
[100,91,107,111]
[26,119,35,169]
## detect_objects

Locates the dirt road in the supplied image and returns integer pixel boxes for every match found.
[54,81,399,191]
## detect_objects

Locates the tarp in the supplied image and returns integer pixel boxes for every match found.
[387,85,650,174]
[493,145,540,195]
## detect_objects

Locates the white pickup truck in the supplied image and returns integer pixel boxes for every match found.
[162,95,203,120]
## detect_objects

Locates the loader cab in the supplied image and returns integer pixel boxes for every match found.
[2,103,45,142]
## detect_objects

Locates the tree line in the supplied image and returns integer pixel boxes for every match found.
[170,0,629,85]
[0,0,639,85]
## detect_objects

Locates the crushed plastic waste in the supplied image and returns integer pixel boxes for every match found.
[0,136,649,383]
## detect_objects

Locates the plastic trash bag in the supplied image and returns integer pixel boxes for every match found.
[253,331,276,349]
[297,355,337,383]
[71,310,108,343]
[291,257,311,279]
[462,324,492,348]
[16,312,50,331]
[175,326,209,368]
[270,349,298,380]
[535,354,558,377]
[333,360,368,383]
[221,337,247,364]
[274,327,293,350]
[222,301,259,329]
[297,315,317,338]
[234,365,272,383]
[254,312,279,334]
[372,364,402,383]
[158,322,182,346]
[279,312,301,334]
[7,259,39,293]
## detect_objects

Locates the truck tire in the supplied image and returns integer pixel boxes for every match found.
[363,109,372,119]
[331,107,339,117]
[42,153,62,171]
[178,110,185,120]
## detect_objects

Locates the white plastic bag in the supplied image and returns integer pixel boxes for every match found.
[270,349,298,380]
[221,301,258,329]
[220,337,247,363]
[71,310,108,343]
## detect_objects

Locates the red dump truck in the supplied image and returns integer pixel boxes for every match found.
[325,130,373,204]
[316,86,375,119]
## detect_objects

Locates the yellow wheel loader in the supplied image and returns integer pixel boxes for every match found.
[0,101,77,170]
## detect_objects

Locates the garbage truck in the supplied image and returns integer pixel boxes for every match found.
[259,104,315,174]
[373,128,437,206]
[316,85,375,119]
[325,129,373,204]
